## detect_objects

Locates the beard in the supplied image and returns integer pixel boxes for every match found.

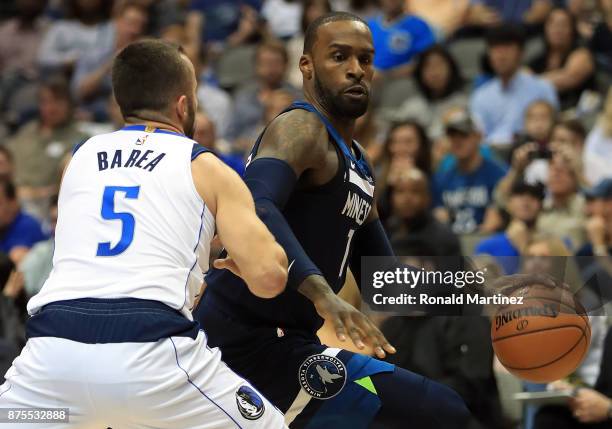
[183,98,196,139]
[313,73,369,120]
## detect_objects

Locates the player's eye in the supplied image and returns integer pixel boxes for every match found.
[332,52,345,62]
[360,56,372,65]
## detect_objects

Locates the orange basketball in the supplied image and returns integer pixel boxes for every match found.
[491,284,591,383]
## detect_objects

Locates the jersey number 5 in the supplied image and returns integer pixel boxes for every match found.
[97,185,140,257]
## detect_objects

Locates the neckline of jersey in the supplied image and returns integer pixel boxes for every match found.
[121,124,187,138]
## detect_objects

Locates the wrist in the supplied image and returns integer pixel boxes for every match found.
[297,275,334,304]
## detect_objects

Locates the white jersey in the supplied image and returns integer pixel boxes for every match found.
[28,126,215,319]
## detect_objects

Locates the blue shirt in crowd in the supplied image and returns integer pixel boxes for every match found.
[0,211,47,254]
[190,0,262,43]
[434,157,507,234]
[470,71,558,145]
[475,232,520,274]
[469,0,566,23]
[367,14,436,71]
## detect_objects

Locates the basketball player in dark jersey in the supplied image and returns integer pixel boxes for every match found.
[195,12,469,428]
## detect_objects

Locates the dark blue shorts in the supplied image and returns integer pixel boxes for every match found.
[197,299,430,429]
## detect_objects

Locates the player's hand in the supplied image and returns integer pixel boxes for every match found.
[299,276,396,358]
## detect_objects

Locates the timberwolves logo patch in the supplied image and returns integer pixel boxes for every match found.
[235,386,265,420]
[299,354,347,399]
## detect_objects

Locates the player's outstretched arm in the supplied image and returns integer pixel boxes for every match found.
[192,153,288,298]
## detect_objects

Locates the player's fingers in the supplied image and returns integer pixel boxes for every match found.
[342,314,365,349]
[332,317,347,342]
[364,322,396,358]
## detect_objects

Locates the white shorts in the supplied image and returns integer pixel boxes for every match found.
[0,332,286,428]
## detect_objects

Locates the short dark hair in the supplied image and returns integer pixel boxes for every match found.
[510,180,545,201]
[414,45,464,100]
[486,24,525,49]
[0,178,16,201]
[112,39,192,118]
[303,11,367,54]
[40,75,73,105]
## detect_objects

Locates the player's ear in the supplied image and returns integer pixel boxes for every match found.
[299,54,313,80]
[176,95,188,121]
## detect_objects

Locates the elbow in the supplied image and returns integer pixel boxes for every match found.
[250,245,288,298]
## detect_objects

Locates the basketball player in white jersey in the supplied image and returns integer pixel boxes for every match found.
[0,40,288,428]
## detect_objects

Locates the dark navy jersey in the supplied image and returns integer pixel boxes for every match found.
[199,102,375,332]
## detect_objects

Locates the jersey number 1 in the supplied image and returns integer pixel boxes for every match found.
[97,186,140,257]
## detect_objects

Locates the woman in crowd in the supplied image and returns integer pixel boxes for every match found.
[376,120,433,224]
[386,45,468,142]
[529,7,595,111]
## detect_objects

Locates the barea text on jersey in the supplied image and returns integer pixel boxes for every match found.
[97,149,166,172]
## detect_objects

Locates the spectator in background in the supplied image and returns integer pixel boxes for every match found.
[496,99,557,192]
[0,0,49,134]
[0,253,21,376]
[577,179,612,257]
[590,0,612,72]
[235,87,297,152]
[433,108,507,234]
[0,0,48,81]
[530,8,595,111]
[367,0,436,77]
[195,44,233,138]
[38,0,113,73]
[7,77,88,221]
[226,40,298,143]
[471,24,558,147]
[0,147,14,182]
[550,118,588,155]
[186,0,263,55]
[0,179,46,265]
[584,89,612,186]
[19,196,57,298]
[385,45,469,141]
[286,0,331,89]
[476,181,545,274]
[261,0,302,40]
[71,0,149,121]
[376,120,432,223]
[470,0,554,26]
[538,154,587,251]
[194,111,246,176]
[535,326,612,428]
[387,169,461,257]
[379,120,433,181]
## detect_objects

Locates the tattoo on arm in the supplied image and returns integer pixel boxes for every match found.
[255,110,328,177]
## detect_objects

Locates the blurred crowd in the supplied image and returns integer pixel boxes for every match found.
[1,0,612,428]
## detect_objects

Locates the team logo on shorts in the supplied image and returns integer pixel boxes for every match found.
[235,385,265,420]
[298,354,347,399]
